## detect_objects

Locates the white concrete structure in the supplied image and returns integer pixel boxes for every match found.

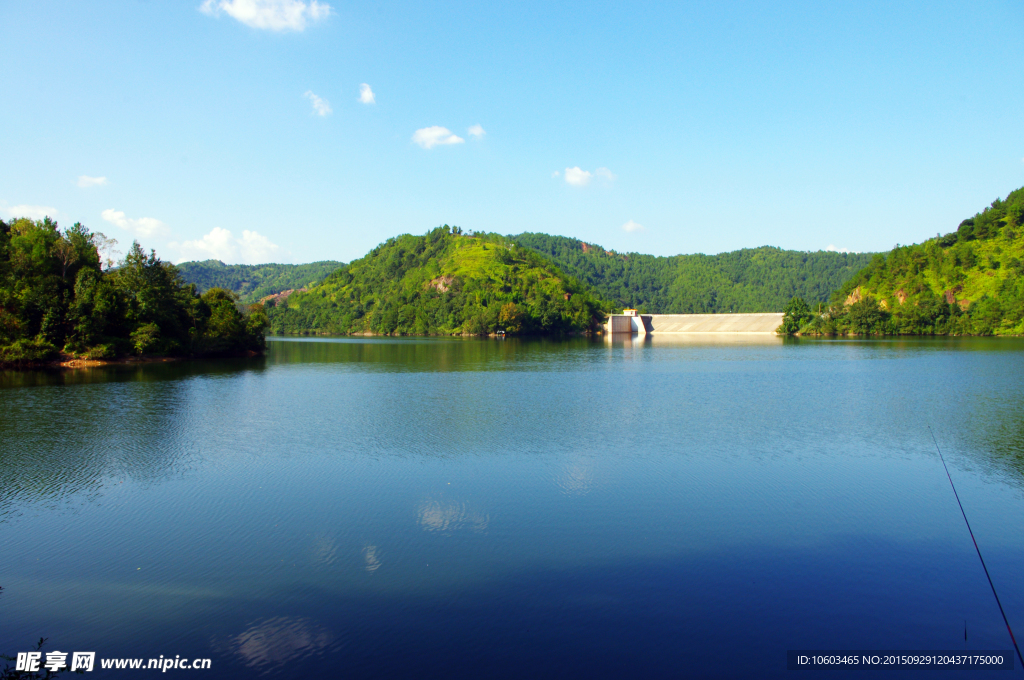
[607,313,650,335]
[606,312,783,334]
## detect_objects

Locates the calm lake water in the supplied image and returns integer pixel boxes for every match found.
[1,336,1023,678]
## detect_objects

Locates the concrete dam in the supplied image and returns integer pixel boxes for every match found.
[606,311,784,335]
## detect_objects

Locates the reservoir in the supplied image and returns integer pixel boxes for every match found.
[1,336,1023,678]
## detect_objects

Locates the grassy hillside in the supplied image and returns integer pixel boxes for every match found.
[176,260,343,303]
[512,233,875,313]
[267,226,612,335]
[801,187,1024,335]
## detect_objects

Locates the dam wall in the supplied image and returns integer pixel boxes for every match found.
[606,312,783,334]
[608,314,652,335]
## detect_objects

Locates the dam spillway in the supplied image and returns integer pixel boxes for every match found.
[606,312,784,335]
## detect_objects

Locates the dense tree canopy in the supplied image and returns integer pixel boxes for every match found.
[0,217,267,364]
[511,234,875,313]
[790,187,1024,335]
[267,227,612,335]
[176,259,343,303]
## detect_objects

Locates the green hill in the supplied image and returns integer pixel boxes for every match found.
[176,260,343,303]
[0,218,266,364]
[800,187,1024,335]
[511,234,875,313]
[267,226,611,336]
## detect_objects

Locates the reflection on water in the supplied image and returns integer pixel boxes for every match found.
[362,545,382,573]
[2,336,1024,678]
[0,355,267,388]
[232,617,334,670]
[310,535,339,567]
[555,460,594,496]
[0,356,268,515]
[417,498,490,533]
[264,336,598,372]
[606,332,785,347]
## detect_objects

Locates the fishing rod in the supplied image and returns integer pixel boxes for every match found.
[930,429,1023,669]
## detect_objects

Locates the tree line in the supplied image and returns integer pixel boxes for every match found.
[511,233,876,313]
[0,217,267,365]
[780,186,1024,335]
[267,226,611,336]
[175,259,344,303]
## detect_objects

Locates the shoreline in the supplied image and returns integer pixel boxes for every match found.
[1,349,263,371]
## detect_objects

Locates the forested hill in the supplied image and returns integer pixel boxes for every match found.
[511,233,875,313]
[801,186,1024,335]
[176,260,343,303]
[0,218,266,365]
[266,226,611,335]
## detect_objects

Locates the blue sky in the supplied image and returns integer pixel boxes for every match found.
[1,0,1022,264]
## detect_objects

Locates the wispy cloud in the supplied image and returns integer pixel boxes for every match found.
[551,171,560,178]
[171,227,282,264]
[358,83,375,104]
[621,220,644,233]
[467,124,485,138]
[101,209,170,238]
[1,203,59,220]
[199,0,330,31]
[562,166,615,187]
[563,167,592,186]
[77,175,108,188]
[412,126,464,149]
[304,91,332,116]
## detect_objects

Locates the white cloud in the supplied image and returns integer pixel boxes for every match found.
[2,204,59,220]
[412,126,464,149]
[239,229,281,262]
[825,244,855,253]
[101,209,170,238]
[564,167,592,186]
[621,220,645,233]
[304,90,332,116]
[467,124,485,138]
[199,0,330,31]
[551,171,560,178]
[175,227,235,261]
[172,227,282,264]
[358,83,375,104]
[77,175,108,188]
[562,166,615,186]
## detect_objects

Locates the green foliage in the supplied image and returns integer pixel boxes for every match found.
[0,338,58,363]
[129,322,161,355]
[175,260,343,303]
[807,186,1024,336]
[780,297,815,334]
[267,226,612,335]
[511,234,875,313]
[0,216,267,365]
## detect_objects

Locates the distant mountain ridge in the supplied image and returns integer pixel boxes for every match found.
[175,259,343,303]
[177,236,876,317]
[511,233,875,313]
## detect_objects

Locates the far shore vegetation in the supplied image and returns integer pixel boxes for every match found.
[6,185,1024,365]
[266,226,612,336]
[0,217,267,367]
[780,186,1024,336]
[512,233,875,314]
[176,259,343,304]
